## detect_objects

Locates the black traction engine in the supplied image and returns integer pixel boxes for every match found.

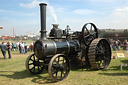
[25,3,111,82]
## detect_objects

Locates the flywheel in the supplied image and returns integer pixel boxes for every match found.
[88,38,111,70]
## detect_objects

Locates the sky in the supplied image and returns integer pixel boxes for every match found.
[0,0,128,36]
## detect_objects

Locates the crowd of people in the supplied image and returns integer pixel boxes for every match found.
[1,39,128,59]
[0,41,35,59]
[109,39,128,51]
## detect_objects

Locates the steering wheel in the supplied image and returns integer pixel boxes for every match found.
[81,23,98,46]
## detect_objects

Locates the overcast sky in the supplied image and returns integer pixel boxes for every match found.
[0,0,128,36]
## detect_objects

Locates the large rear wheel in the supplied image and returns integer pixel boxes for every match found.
[88,38,111,70]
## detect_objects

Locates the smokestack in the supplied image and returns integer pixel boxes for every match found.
[39,3,47,40]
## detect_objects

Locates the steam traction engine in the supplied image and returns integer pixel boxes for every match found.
[26,3,111,81]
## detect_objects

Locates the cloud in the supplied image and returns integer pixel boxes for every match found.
[19,0,48,8]
[56,8,66,13]
[89,0,120,3]
[106,7,128,28]
[20,0,58,23]
[20,0,40,8]
[73,9,104,15]
[73,9,95,15]
[0,9,36,16]
[112,7,128,17]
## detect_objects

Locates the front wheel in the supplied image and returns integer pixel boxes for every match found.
[25,53,44,74]
[48,54,70,81]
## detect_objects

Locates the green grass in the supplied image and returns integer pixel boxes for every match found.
[0,51,128,85]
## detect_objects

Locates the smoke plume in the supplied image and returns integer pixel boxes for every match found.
[47,4,58,23]
[20,0,58,23]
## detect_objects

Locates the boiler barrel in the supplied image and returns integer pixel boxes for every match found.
[34,40,80,59]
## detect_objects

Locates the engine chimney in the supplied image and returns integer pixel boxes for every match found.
[39,3,47,40]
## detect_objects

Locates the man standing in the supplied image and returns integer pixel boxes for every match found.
[0,42,7,59]
[21,42,25,54]
[6,42,11,59]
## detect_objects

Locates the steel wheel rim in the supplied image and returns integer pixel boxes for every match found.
[48,54,70,81]
[26,54,44,74]
[95,39,111,69]
[88,38,111,70]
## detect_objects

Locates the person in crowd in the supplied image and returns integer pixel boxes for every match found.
[30,42,34,52]
[21,42,25,54]
[27,44,30,51]
[115,40,119,50]
[19,42,21,53]
[118,40,121,50]
[9,41,12,51]
[11,42,13,51]
[6,42,12,59]
[123,39,127,50]
[109,39,113,49]
[112,39,116,51]
[24,42,27,53]
[0,42,7,59]
[13,43,17,51]
[16,41,19,51]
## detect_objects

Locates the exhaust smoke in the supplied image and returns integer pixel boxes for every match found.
[47,4,58,23]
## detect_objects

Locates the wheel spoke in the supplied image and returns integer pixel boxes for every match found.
[30,58,34,61]
[26,54,44,74]
[84,34,91,38]
[33,66,35,72]
[104,56,109,60]
[85,27,90,34]
[58,56,60,63]
[30,66,34,71]
[38,66,40,71]
[55,59,60,65]
[96,52,102,56]
[104,49,109,53]
[90,25,92,31]
[99,44,103,50]
[62,57,64,64]
[96,46,102,53]
[92,32,97,35]
[29,63,33,65]
[61,70,63,78]
[53,69,59,74]
[33,55,35,61]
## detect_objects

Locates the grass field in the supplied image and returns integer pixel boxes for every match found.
[0,50,128,85]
